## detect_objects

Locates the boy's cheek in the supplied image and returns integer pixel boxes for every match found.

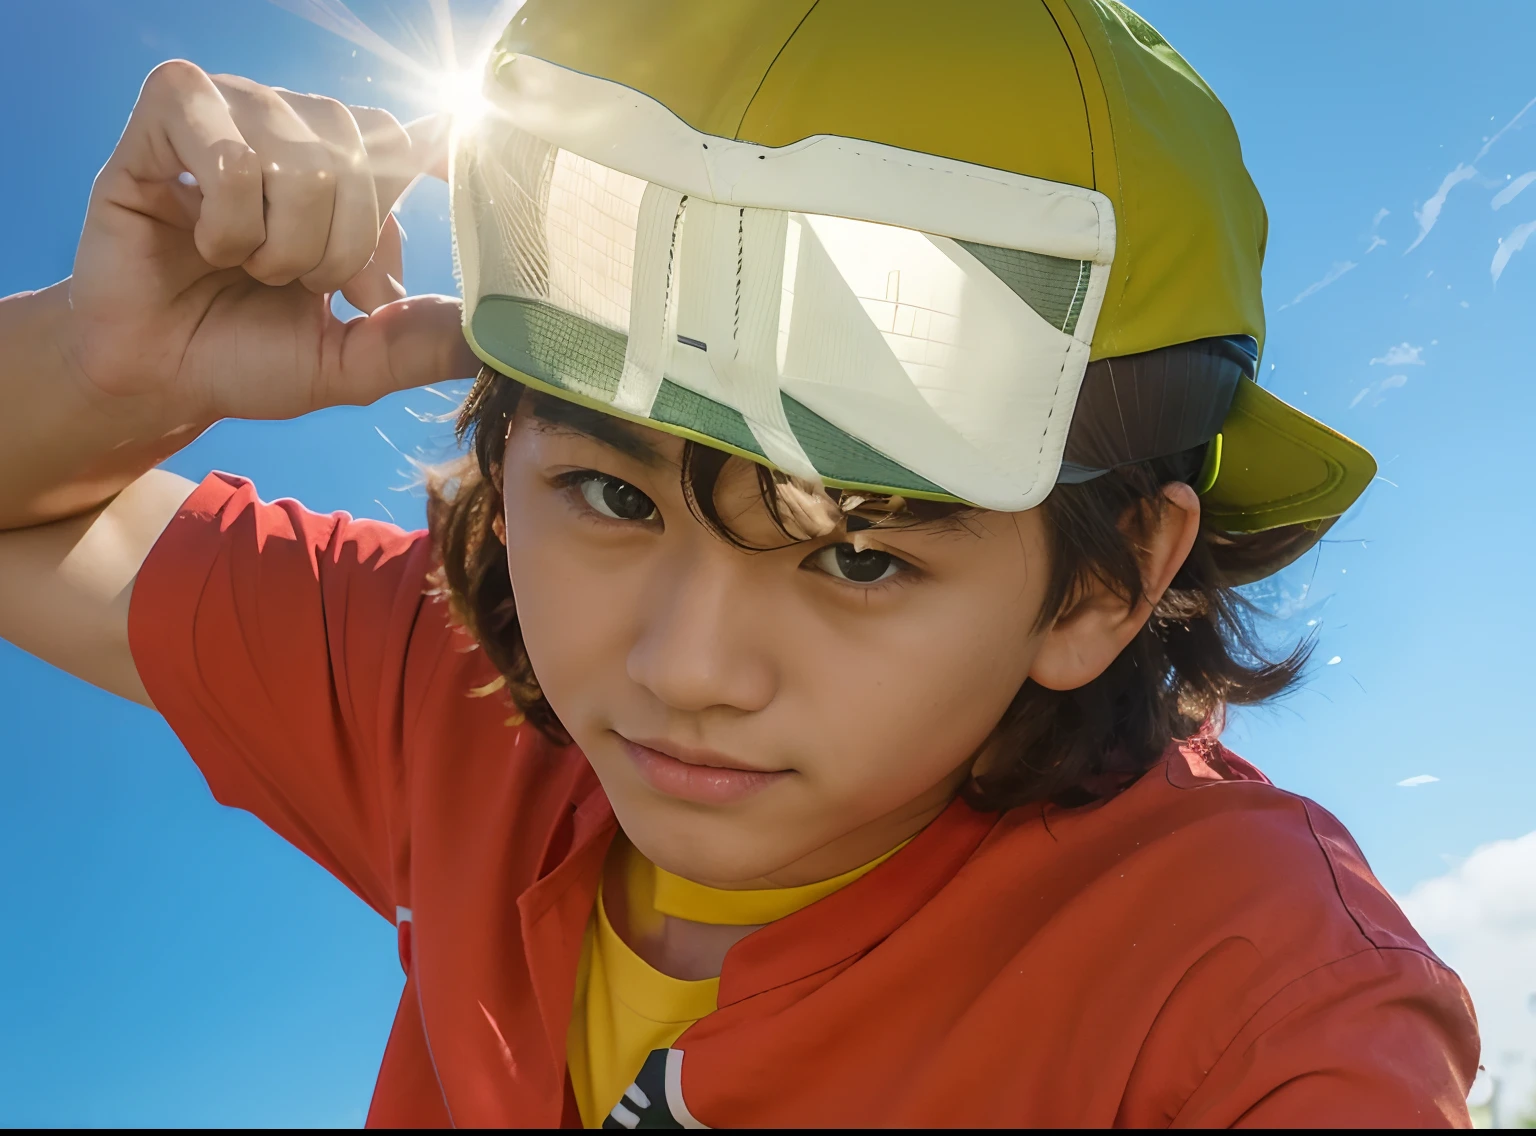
[781,667,1016,803]
[796,599,1039,776]
[509,550,634,725]
[500,504,640,729]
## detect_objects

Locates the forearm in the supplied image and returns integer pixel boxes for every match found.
[0,281,206,530]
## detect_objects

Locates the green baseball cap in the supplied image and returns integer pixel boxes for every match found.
[450,0,1375,560]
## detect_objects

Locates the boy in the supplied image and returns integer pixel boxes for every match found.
[0,0,1478,1127]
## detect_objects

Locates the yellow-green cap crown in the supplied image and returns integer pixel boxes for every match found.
[467,0,1376,548]
[494,0,1267,362]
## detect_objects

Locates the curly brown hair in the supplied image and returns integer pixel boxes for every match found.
[428,365,1317,811]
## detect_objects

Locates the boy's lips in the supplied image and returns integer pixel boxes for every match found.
[619,736,790,805]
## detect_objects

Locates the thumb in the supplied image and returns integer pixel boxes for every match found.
[326,294,481,406]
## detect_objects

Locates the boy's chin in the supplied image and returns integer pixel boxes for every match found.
[610,792,827,889]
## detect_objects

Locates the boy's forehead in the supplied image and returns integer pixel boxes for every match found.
[521,392,673,468]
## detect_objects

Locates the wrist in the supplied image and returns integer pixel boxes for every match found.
[0,282,210,529]
[28,280,212,432]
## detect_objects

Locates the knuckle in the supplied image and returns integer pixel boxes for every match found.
[288,94,371,170]
[250,84,296,121]
[210,139,260,178]
[244,247,316,285]
[381,121,411,154]
[288,89,350,123]
[263,149,338,200]
[313,92,349,119]
[353,107,409,153]
[219,77,290,125]
[247,268,300,288]
[143,58,207,99]
[146,58,204,86]
[209,71,261,99]
[197,224,263,267]
[250,268,297,287]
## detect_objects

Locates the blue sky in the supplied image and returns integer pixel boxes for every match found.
[2,0,1534,1125]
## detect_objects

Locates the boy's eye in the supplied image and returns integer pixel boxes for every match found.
[577,474,658,522]
[809,543,903,584]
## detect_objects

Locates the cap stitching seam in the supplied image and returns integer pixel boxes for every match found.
[1069,0,1132,343]
[731,1,823,141]
[1027,345,1079,499]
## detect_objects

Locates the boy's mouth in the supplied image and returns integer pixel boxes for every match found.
[618,735,791,805]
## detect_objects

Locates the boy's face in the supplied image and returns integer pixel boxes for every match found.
[499,400,1055,887]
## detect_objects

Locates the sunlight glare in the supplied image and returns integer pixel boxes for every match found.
[431,66,489,129]
[266,0,522,129]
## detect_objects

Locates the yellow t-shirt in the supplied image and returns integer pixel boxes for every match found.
[566,838,904,1127]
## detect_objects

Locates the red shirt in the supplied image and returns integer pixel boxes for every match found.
[129,473,1479,1127]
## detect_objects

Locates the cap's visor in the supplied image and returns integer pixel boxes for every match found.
[452,54,1117,511]
[1200,378,1377,534]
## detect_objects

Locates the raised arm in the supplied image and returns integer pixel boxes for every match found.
[0,61,474,704]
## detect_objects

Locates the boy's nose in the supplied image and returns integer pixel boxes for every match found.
[625,551,777,715]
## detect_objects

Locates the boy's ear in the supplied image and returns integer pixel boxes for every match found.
[1027,483,1201,692]
[492,509,507,546]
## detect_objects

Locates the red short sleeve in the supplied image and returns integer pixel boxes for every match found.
[1177,947,1478,1127]
[128,472,447,921]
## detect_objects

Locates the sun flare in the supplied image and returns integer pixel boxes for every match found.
[429,66,490,129]
[265,0,519,130]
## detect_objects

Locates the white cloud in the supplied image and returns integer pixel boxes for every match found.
[1351,373,1410,409]
[1364,209,1390,254]
[1281,260,1358,309]
[1406,164,1478,253]
[1493,171,1536,210]
[1397,774,1440,787]
[1492,220,1536,284]
[1399,830,1536,1116]
[1371,343,1426,366]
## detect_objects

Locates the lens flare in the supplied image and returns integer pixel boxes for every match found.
[431,66,489,129]
[265,0,521,130]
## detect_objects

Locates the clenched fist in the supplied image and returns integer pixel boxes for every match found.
[67,59,476,425]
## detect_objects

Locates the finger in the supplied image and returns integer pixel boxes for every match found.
[351,107,449,214]
[404,113,451,185]
[339,211,405,314]
[213,75,338,286]
[348,105,421,216]
[324,295,480,406]
[273,89,381,294]
[123,60,265,268]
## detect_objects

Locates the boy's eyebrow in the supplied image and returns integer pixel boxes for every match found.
[523,392,667,467]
